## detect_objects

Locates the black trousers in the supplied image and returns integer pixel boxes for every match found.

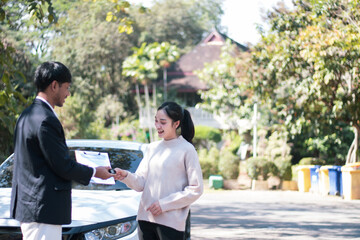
[138,220,185,240]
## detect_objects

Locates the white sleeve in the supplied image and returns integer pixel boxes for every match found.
[121,147,150,192]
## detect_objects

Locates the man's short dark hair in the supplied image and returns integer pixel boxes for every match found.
[34,61,72,92]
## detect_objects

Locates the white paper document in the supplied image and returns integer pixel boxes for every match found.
[75,150,115,185]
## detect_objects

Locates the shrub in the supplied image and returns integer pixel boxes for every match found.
[193,125,222,150]
[198,147,219,179]
[218,149,239,179]
[291,165,299,181]
[112,119,147,143]
[199,160,213,179]
[58,94,94,139]
[263,128,294,181]
[274,157,292,181]
[246,157,277,180]
[207,147,220,171]
[223,130,243,155]
[85,119,112,139]
[299,157,326,165]
[95,94,126,127]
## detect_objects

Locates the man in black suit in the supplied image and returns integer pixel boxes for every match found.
[10,61,114,240]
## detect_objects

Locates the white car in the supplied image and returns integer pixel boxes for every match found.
[0,139,147,240]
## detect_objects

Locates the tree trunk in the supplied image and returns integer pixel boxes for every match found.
[153,83,156,107]
[346,125,359,164]
[135,84,142,110]
[152,83,157,141]
[144,84,153,142]
[163,67,167,101]
[135,84,143,135]
[345,73,359,164]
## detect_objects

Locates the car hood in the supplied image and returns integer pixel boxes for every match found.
[0,188,141,227]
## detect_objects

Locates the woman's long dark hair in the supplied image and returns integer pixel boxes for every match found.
[157,102,195,144]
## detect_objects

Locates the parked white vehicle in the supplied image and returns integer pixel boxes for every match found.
[0,139,147,240]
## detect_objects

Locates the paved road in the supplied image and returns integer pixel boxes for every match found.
[190,190,360,240]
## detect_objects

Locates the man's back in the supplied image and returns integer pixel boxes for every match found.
[11,99,93,224]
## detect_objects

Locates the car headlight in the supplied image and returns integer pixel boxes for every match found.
[84,220,137,240]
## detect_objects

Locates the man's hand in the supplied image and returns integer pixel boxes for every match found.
[94,166,114,179]
[147,201,163,216]
[114,168,128,181]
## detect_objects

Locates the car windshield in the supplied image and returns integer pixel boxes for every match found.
[0,144,144,191]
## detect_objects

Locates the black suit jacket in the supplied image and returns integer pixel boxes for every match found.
[10,99,93,225]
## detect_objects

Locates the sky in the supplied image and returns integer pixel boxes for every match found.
[221,0,293,45]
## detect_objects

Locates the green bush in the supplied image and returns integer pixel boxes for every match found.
[218,149,239,179]
[299,157,326,165]
[208,147,220,170]
[274,157,292,181]
[112,119,147,143]
[198,147,219,179]
[246,157,277,180]
[291,165,299,181]
[85,119,112,139]
[193,125,222,149]
[262,129,294,181]
[223,130,243,155]
[58,94,95,139]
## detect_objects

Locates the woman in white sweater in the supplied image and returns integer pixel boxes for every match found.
[115,101,203,240]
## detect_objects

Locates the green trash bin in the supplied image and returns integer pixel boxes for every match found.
[209,175,223,189]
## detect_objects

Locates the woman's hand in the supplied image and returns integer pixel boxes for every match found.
[147,201,163,216]
[114,168,128,181]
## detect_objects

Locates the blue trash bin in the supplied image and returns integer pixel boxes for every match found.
[328,166,342,196]
[309,165,321,193]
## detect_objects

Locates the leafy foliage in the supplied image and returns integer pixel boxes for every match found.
[222,130,245,155]
[111,119,147,142]
[122,41,180,142]
[218,149,239,179]
[298,157,326,166]
[132,0,224,51]
[0,0,226,159]
[0,0,56,161]
[196,40,254,129]
[123,42,180,84]
[250,0,360,163]
[289,122,353,165]
[105,0,139,34]
[48,0,141,135]
[193,125,222,150]
[263,129,292,180]
[56,94,95,139]
[198,147,220,179]
[246,157,277,181]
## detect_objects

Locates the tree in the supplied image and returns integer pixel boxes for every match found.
[250,0,360,164]
[0,0,145,154]
[131,0,224,51]
[196,40,254,130]
[49,0,140,130]
[122,41,179,142]
[0,0,56,160]
[155,42,180,101]
[105,0,147,34]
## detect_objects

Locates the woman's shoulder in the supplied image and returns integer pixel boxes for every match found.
[178,136,196,151]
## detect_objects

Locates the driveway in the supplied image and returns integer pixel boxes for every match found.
[191,190,360,240]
